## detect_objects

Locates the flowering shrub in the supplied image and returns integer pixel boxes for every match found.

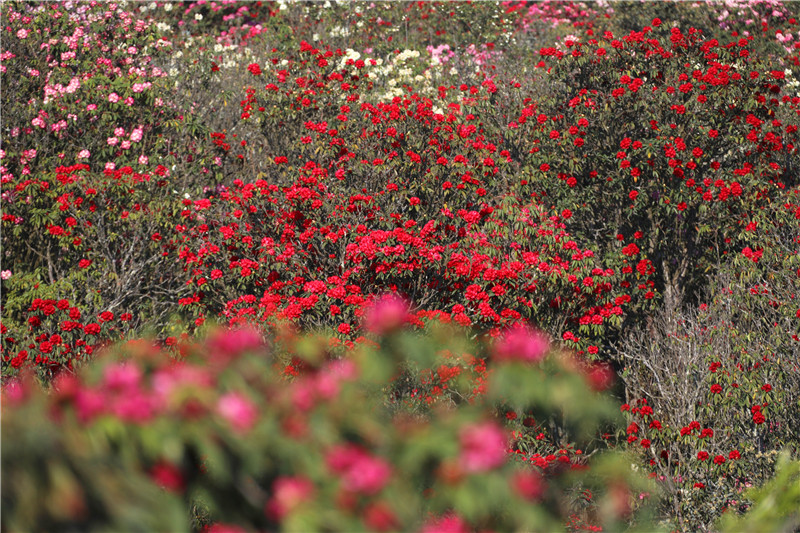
[1,322,655,532]
[2,1,799,530]
[615,196,800,530]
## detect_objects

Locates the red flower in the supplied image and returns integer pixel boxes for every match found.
[247,63,262,76]
[622,243,640,256]
[149,461,185,493]
[512,471,545,501]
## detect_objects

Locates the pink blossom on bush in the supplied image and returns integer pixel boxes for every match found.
[493,324,549,363]
[206,327,264,363]
[459,421,507,472]
[421,513,469,533]
[326,445,391,495]
[102,362,142,391]
[363,294,410,335]
[216,392,258,433]
[265,476,315,519]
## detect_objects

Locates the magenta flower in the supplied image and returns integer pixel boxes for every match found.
[493,325,549,363]
[265,476,315,519]
[459,421,507,473]
[327,445,391,495]
[421,513,469,533]
[363,294,410,335]
[207,327,264,363]
[217,392,258,433]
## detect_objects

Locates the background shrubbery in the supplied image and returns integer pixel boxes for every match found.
[2,1,799,531]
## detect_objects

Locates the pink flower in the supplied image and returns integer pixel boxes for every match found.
[16,29,28,39]
[207,327,264,363]
[459,421,507,472]
[265,476,315,519]
[138,155,148,165]
[78,149,90,159]
[103,363,141,390]
[493,325,549,363]
[327,445,391,495]
[217,392,258,433]
[108,92,120,103]
[363,294,410,335]
[421,513,469,533]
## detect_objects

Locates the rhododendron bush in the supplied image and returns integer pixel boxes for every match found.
[2,323,657,532]
[2,1,800,531]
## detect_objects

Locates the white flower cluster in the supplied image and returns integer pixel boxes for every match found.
[328,25,350,38]
[785,69,799,97]
[365,49,445,102]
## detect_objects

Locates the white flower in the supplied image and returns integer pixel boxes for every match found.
[194,13,203,21]
[164,2,173,11]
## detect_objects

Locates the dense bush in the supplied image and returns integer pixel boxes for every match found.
[2,321,658,532]
[2,1,799,530]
